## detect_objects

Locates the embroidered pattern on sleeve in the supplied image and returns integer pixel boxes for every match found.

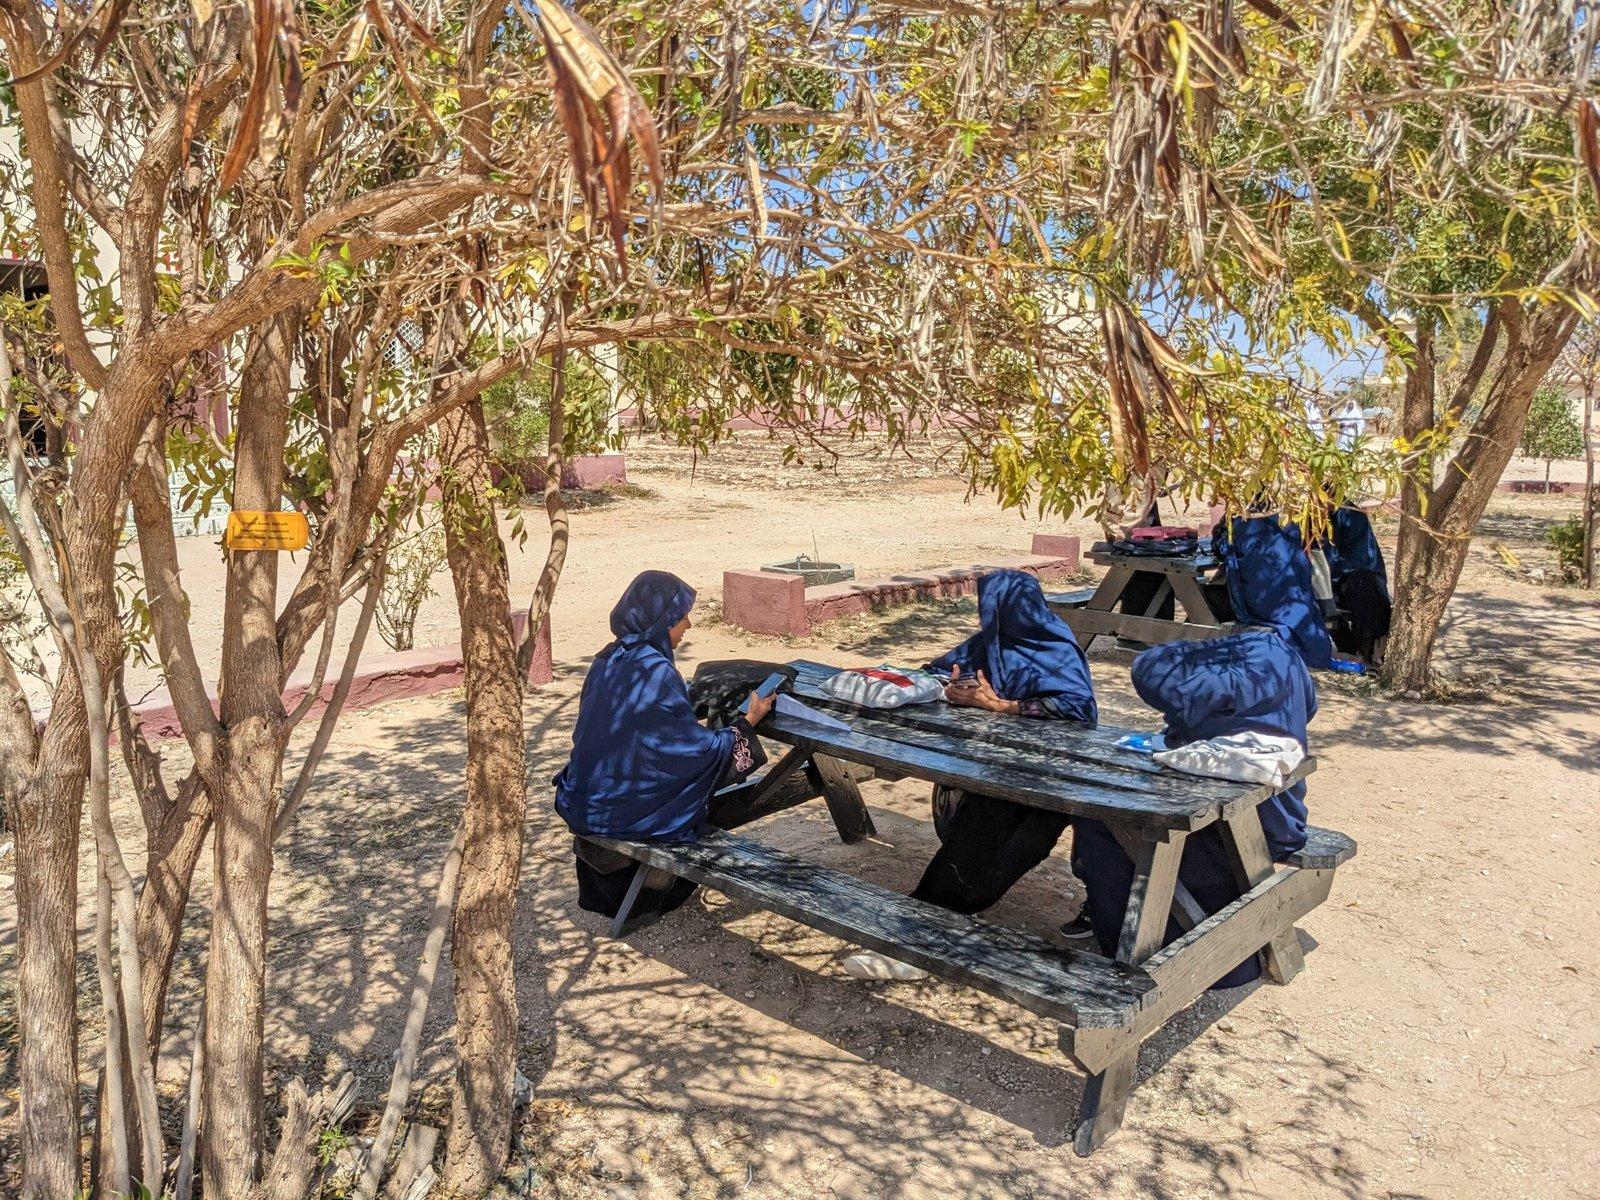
[732,727,755,773]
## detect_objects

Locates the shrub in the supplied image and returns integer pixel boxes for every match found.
[481,354,613,480]
[1545,516,1587,583]
[377,522,449,651]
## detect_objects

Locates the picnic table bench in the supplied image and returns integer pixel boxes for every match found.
[584,660,1355,1155]
[1049,541,1260,649]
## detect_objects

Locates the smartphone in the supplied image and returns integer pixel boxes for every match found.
[740,672,788,716]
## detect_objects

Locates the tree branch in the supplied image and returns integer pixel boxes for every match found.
[1,8,110,388]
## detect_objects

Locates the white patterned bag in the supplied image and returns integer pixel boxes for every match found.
[819,665,945,709]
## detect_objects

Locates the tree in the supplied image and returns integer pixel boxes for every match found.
[1144,2,1600,691]
[1559,322,1600,586]
[1519,386,1586,488]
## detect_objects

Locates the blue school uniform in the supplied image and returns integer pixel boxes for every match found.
[1216,515,1334,670]
[554,572,734,843]
[1071,631,1317,987]
[1324,505,1389,593]
[913,570,1098,912]
[926,569,1097,725]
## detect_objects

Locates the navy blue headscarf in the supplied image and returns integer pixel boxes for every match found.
[1132,631,1316,856]
[1324,505,1388,592]
[554,571,735,843]
[1217,515,1334,670]
[927,569,1097,725]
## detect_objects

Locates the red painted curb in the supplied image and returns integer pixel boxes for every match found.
[113,608,552,744]
[723,553,1080,637]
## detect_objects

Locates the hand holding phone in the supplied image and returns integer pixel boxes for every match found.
[739,672,787,724]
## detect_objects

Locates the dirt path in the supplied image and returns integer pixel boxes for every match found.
[4,438,1598,1198]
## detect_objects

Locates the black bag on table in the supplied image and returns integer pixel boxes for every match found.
[687,659,798,729]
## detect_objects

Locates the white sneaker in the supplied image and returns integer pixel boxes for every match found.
[841,950,928,981]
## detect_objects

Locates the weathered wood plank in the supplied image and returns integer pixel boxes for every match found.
[762,710,1220,829]
[1086,545,1225,577]
[589,830,1154,1029]
[787,665,1316,827]
[1116,833,1185,964]
[1143,863,1332,1013]
[1057,607,1248,646]
[786,661,1315,811]
[1285,825,1357,870]
[1044,587,1098,610]
[1167,570,1228,626]
[1106,821,1205,931]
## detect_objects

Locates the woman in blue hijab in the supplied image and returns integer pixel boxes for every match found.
[1216,513,1335,670]
[910,570,1098,914]
[555,571,774,919]
[1072,630,1315,987]
[1321,503,1391,665]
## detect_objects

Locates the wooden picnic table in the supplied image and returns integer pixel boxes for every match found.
[588,659,1354,1156]
[1050,541,1256,649]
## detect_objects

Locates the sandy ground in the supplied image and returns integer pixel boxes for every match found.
[3,435,1599,1198]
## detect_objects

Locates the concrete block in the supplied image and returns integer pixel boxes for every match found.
[1029,534,1081,569]
[722,569,809,637]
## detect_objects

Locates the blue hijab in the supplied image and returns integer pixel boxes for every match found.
[927,569,1097,725]
[554,571,735,843]
[1324,505,1388,593]
[1217,515,1334,670]
[1132,631,1316,856]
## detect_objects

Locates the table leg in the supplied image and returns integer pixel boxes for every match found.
[1106,821,1205,930]
[1221,808,1305,984]
[806,753,876,844]
[1169,571,1224,627]
[1073,832,1185,1155]
[609,862,651,938]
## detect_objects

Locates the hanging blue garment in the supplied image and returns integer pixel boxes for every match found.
[1131,630,1316,855]
[554,572,734,843]
[1216,515,1334,670]
[1324,505,1388,595]
[926,569,1098,725]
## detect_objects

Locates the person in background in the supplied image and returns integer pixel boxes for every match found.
[1071,630,1315,988]
[843,570,1098,978]
[1215,511,1336,670]
[554,571,774,924]
[1322,501,1392,666]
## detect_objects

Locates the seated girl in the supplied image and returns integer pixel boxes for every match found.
[554,571,774,922]
[1216,513,1335,670]
[1322,502,1392,666]
[1071,630,1315,988]
[911,569,1097,914]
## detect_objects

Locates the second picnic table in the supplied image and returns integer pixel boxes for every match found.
[1050,540,1253,648]
[588,659,1355,1155]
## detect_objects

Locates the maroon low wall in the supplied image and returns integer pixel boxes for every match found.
[493,453,628,492]
[723,538,1081,637]
[1498,480,1587,495]
[120,608,552,744]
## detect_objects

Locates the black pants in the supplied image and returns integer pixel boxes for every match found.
[1331,571,1391,663]
[574,757,767,921]
[912,790,1072,914]
[1119,570,1176,623]
[1071,816,1282,989]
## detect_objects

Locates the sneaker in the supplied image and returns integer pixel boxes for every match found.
[1059,912,1097,944]
[841,950,928,981]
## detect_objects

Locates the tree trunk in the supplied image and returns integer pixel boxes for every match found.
[1385,304,1580,689]
[438,397,529,1194]
[202,311,296,1197]
[6,767,83,1200]
[1583,393,1595,589]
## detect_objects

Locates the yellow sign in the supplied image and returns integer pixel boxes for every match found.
[224,510,310,551]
